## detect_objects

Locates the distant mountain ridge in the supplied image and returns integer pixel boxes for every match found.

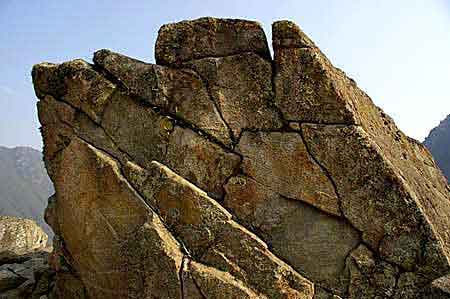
[424,114,450,183]
[0,146,53,236]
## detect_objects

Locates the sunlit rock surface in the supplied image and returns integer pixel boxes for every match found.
[32,17,450,298]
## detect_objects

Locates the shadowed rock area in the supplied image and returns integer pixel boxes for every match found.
[31,17,450,298]
[0,216,54,298]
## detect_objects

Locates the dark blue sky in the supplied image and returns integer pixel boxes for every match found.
[1,0,450,149]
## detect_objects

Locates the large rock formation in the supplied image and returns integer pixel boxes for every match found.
[32,17,450,298]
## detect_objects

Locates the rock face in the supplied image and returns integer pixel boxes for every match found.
[424,114,450,183]
[32,17,450,298]
[0,216,54,298]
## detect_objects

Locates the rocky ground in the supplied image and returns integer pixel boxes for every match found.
[0,216,54,298]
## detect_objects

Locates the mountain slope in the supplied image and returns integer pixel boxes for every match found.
[0,146,53,236]
[424,114,450,183]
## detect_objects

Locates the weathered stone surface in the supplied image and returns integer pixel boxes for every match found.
[313,287,343,299]
[274,19,450,284]
[50,137,184,298]
[156,17,271,66]
[53,272,87,299]
[265,200,359,294]
[0,251,55,299]
[94,49,232,145]
[346,244,398,298]
[184,53,283,139]
[394,272,430,299]
[124,161,314,298]
[37,94,131,182]
[32,17,450,299]
[187,260,263,299]
[32,59,116,124]
[201,221,314,299]
[302,124,448,278]
[237,131,340,215]
[272,20,316,49]
[121,217,183,299]
[0,269,25,292]
[100,90,171,168]
[224,174,359,293]
[424,275,450,298]
[123,160,232,257]
[32,62,64,100]
[165,126,241,199]
[0,216,48,260]
[44,195,58,235]
[273,22,356,124]
[224,175,289,232]
[36,82,240,200]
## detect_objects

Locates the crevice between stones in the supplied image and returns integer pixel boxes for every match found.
[42,86,236,218]
[187,260,208,299]
[45,120,318,298]
[278,193,341,218]
[182,66,236,146]
[40,93,133,165]
[297,125,367,233]
[179,256,188,299]
[298,126,341,208]
[43,91,238,208]
[169,50,273,68]
[269,56,289,130]
[92,62,237,154]
[51,96,380,297]
[67,133,192,261]
[40,58,421,298]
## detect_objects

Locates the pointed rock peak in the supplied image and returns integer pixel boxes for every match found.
[93,49,122,66]
[92,48,111,63]
[32,58,116,124]
[155,17,271,66]
[272,20,316,49]
[272,20,358,124]
[32,62,62,99]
